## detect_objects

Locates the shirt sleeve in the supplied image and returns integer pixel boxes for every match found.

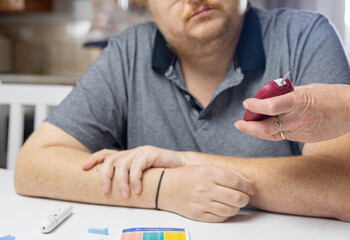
[289,13,350,153]
[46,36,129,152]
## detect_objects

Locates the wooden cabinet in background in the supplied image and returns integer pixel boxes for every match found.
[0,0,52,12]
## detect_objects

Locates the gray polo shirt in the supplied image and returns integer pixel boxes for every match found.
[46,6,350,158]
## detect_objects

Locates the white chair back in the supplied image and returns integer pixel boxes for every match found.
[0,83,73,170]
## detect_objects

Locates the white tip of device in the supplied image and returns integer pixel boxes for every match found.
[274,71,291,86]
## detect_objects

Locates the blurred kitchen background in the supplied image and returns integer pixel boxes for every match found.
[0,0,350,169]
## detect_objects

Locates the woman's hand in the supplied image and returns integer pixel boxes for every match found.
[235,84,350,143]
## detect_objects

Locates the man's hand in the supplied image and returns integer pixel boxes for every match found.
[82,146,197,198]
[235,84,350,143]
[160,165,256,222]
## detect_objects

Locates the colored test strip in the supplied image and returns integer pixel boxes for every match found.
[121,228,186,240]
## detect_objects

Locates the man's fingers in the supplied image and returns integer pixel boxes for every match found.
[114,164,131,199]
[113,154,134,199]
[214,168,256,196]
[243,92,296,116]
[199,212,229,223]
[129,157,149,194]
[213,185,251,208]
[82,149,117,170]
[83,154,107,170]
[99,156,116,194]
[210,201,240,217]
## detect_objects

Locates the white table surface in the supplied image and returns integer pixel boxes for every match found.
[1,168,349,240]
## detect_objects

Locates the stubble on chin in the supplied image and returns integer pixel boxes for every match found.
[169,15,232,59]
[181,0,227,45]
[186,16,229,46]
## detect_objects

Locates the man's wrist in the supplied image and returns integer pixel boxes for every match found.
[182,151,208,166]
[155,168,166,210]
[157,168,175,212]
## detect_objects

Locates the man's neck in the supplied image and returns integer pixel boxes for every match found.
[177,22,243,107]
[179,38,237,81]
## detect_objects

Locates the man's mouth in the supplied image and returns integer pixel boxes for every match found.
[190,8,215,20]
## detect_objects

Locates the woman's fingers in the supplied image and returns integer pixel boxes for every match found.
[235,118,280,141]
[243,92,296,116]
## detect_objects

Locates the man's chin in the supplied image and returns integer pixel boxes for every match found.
[186,19,228,45]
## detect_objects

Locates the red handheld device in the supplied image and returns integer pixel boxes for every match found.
[243,72,294,121]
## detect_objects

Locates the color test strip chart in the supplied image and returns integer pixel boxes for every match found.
[121,227,188,240]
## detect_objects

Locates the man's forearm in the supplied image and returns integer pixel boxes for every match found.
[14,145,163,209]
[187,149,350,221]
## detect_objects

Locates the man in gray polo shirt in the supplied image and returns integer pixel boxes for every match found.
[14,0,350,222]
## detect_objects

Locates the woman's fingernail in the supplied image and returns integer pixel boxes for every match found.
[234,122,240,130]
[243,100,249,109]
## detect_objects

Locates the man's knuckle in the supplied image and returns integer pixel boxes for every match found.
[104,155,114,164]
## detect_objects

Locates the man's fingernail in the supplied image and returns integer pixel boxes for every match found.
[83,158,92,166]
[102,184,109,193]
[121,189,128,198]
[134,184,141,193]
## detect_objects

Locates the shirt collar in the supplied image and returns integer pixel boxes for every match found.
[152,5,265,75]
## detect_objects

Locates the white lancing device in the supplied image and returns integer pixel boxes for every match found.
[41,205,73,233]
